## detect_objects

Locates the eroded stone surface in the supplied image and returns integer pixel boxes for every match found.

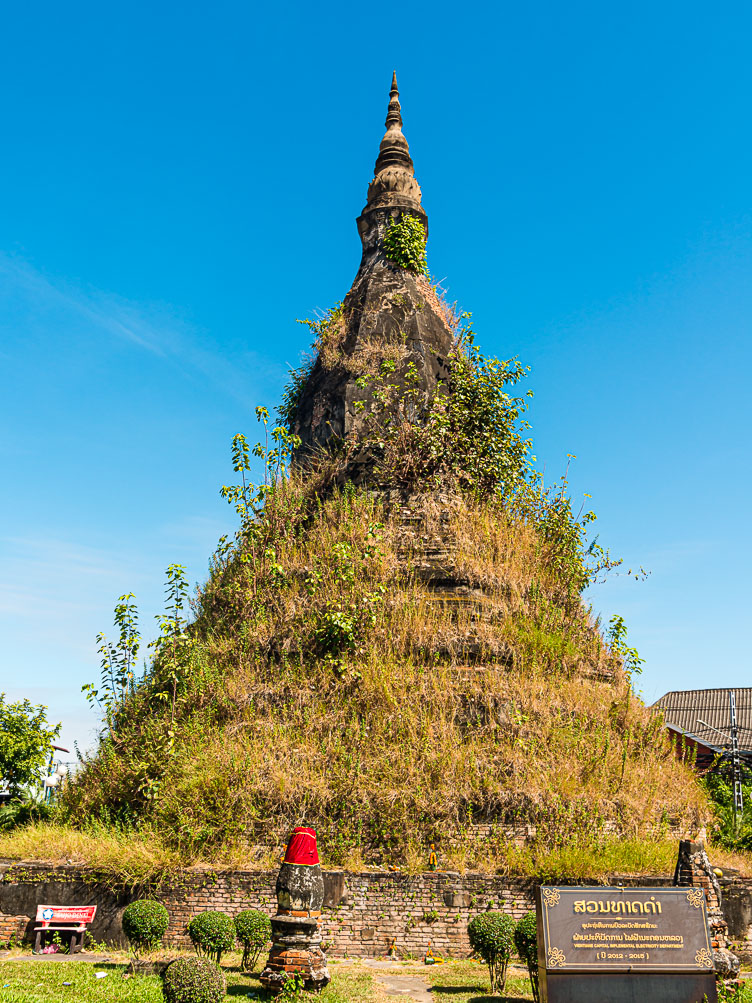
[260,830,331,993]
[673,838,741,980]
[291,267,452,475]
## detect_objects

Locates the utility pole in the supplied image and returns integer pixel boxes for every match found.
[697,689,744,833]
[730,689,744,830]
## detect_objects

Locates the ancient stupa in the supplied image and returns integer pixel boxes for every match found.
[65,73,706,882]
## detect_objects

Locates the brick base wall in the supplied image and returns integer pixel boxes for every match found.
[0,912,29,947]
[1,861,750,959]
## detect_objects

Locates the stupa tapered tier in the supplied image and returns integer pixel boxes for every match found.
[291,73,453,481]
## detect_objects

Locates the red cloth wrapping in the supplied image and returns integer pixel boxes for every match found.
[284,827,319,865]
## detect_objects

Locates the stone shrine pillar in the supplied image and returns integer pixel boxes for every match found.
[673,838,740,980]
[260,827,330,993]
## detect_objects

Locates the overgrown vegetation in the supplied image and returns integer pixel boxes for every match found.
[278,305,343,428]
[0,821,189,884]
[382,214,428,274]
[0,279,716,876]
[703,760,752,852]
[5,820,749,883]
[51,459,704,868]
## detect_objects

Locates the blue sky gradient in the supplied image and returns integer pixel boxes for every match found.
[1,0,750,754]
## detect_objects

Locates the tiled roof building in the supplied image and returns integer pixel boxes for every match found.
[653,688,752,767]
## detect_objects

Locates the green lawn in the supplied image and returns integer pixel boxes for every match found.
[0,960,376,1003]
[0,957,525,1003]
[0,957,747,1003]
[387,959,534,1002]
[0,963,163,1003]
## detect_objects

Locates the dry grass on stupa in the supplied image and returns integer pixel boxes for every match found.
[45,474,712,878]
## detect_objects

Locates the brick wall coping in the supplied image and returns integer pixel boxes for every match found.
[2,860,750,957]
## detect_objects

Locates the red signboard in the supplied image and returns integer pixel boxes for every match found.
[35,905,97,925]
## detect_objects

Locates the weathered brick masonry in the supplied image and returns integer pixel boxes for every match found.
[0,911,27,946]
[0,863,535,957]
[2,863,751,959]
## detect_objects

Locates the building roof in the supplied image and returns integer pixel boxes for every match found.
[653,688,752,753]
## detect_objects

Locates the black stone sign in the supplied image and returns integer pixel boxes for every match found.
[536,886,717,1003]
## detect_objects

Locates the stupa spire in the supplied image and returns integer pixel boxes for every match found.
[375,71,410,169]
[387,71,401,118]
[358,72,426,233]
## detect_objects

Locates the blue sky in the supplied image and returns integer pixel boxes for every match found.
[1,1,750,756]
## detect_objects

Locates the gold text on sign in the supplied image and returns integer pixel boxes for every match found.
[573,897,663,915]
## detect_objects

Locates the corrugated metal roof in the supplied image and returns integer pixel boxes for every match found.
[652,688,752,753]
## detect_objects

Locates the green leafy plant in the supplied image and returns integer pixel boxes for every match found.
[703,760,752,851]
[0,789,53,831]
[82,594,141,737]
[187,910,235,964]
[162,956,226,1003]
[513,911,539,1003]
[221,408,301,524]
[83,931,109,953]
[710,982,749,1003]
[151,564,195,728]
[349,314,532,495]
[234,908,271,971]
[0,695,60,798]
[51,930,68,954]
[382,214,428,274]
[279,972,306,1001]
[122,899,169,959]
[468,911,516,995]
[607,614,644,681]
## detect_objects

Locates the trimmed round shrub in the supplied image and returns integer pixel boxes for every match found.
[468,910,516,995]
[514,911,539,1003]
[163,957,226,1003]
[122,899,169,957]
[188,910,235,964]
[234,909,271,971]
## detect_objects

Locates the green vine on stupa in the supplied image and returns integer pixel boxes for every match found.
[382,214,428,274]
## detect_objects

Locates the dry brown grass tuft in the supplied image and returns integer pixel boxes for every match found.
[0,823,183,884]
[415,274,461,333]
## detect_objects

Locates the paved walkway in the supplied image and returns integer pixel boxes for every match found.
[363,960,432,1002]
